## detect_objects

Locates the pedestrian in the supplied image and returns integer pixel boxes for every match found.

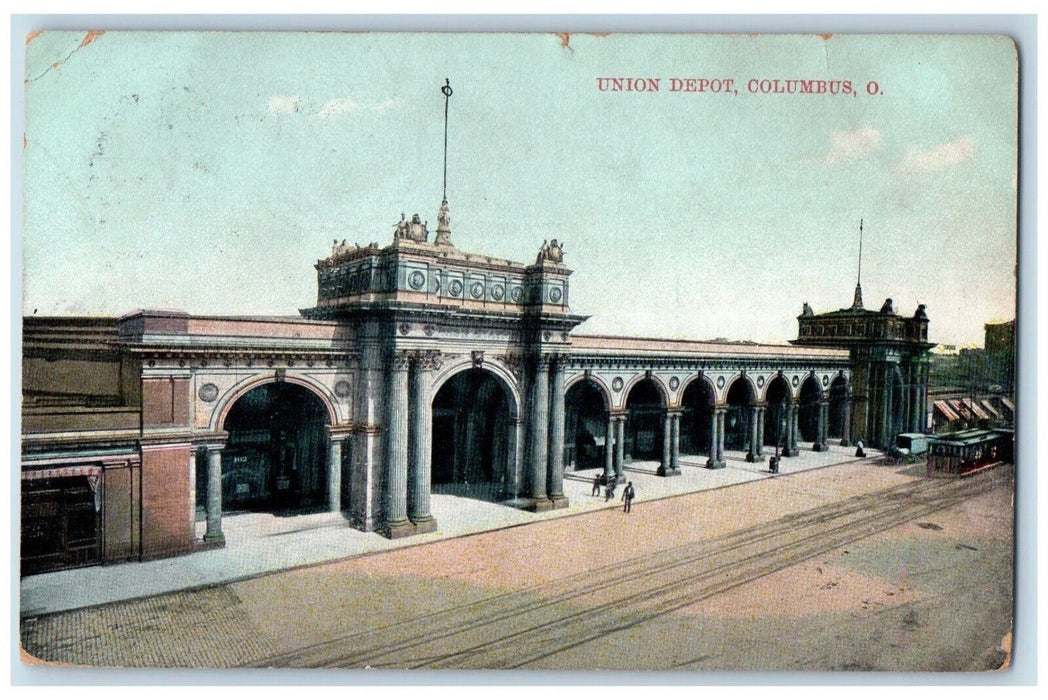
[592,472,602,497]
[605,480,616,502]
[622,481,635,513]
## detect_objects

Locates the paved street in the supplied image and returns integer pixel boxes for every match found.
[20,458,1014,672]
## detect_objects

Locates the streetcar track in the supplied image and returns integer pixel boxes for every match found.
[247,472,1000,669]
[406,485,988,669]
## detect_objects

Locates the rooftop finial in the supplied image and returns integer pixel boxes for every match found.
[852,218,865,309]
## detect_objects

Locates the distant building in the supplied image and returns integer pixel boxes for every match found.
[792,280,934,449]
[984,319,1015,356]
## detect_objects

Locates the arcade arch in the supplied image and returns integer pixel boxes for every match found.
[210,381,331,514]
[680,377,715,457]
[763,375,792,449]
[798,375,822,444]
[564,378,610,471]
[625,378,666,461]
[724,377,756,452]
[828,375,849,440]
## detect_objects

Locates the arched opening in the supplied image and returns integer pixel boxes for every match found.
[763,375,791,449]
[431,367,513,503]
[215,382,330,514]
[625,378,665,461]
[828,376,848,439]
[565,379,608,471]
[680,378,714,456]
[798,376,822,443]
[725,378,755,451]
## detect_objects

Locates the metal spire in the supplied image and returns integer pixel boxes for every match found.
[441,78,452,202]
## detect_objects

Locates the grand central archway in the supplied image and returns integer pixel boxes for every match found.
[431,368,514,503]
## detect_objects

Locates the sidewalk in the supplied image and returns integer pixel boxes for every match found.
[20,443,879,617]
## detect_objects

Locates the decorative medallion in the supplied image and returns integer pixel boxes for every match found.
[756,375,765,388]
[792,375,799,387]
[612,377,624,392]
[550,287,563,303]
[669,376,680,391]
[399,323,411,335]
[491,284,505,300]
[423,324,436,337]
[334,379,351,398]
[198,383,219,402]
[543,330,552,341]
[510,286,523,303]
[408,270,426,290]
[449,279,463,297]
[432,276,441,294]
[823,374,830,386]
[561,332,569,341]
[470,281,485,299]
[716,376,725,389]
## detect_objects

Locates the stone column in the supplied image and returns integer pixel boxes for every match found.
[756,407,766,457]
[408,353,437,532]
[791,403,800,452]
[528,356,550,509]
[547,357,568,508]
[327,433,344,512]
[746,406,763,462]
[716,409,726,462]
[706,408,719,468]
[783,403,797,457]
[841,394,853,446]
[813,400,828,451]
[603,413,615,483]
[614,416,626,482]
[385,352,412,537]
[658,412,672,476]
[669,412,681,475]
[204,443,224,545]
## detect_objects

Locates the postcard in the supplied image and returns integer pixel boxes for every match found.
[18,30,1017,673]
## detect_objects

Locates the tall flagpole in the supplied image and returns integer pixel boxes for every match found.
[852,218,865,310]
[857,218,864,286]
[442,79,452,202]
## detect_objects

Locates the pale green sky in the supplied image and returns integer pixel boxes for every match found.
[23,32,1017,346]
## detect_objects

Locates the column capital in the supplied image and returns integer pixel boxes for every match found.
[389,350,412,371]
[411,349,443,371]
[201,432,228,452]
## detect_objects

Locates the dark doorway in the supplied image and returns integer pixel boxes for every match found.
[799,376,822,443]
[763,376,791,449]
[625,379,665,460]
[725,378,755,451]
[828,376,848,439]
[216,382,330,514]
[565,380,607,470]
[680,378,714,456]
[431,368,512,502]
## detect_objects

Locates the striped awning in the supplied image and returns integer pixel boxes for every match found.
[962,398,990,420]
[22,465,103,481]
[980,400,1001,418]
[934,400,961,422]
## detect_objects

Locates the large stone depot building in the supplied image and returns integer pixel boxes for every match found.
[20,206,933,575]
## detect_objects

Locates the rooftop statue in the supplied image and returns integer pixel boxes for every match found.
[880,298,895,314]
[802,302,814,316]
[914,304,928,320]
[393,212,429,243]
[434,199,453,246]
[536,238,565,264]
